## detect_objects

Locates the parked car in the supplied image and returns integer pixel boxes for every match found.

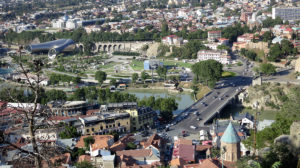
[190,125,197,129]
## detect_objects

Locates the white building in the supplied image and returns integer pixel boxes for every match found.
[272,7,300,21]
[162,35,183,46]
[197,50,231,64]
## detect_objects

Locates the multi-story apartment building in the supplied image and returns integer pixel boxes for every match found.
[207,30,222,42]
[197,50,231,64]
[48,101,89,117]
[79,112,131,135]
[125,107,157,131]
[272,7,300,21]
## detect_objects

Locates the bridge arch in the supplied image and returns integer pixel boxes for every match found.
[113,44,117,51]
[98,45,102,52]
[103,45,107,51]
[108,44,112,52]
[118,44,122,50]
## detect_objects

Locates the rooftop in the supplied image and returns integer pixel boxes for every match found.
[220,122,241,144]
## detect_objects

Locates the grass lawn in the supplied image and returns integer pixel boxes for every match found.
[222,71,236,78]
[130,60,144,71]
[196,85,211,100]
[163,60,193,68]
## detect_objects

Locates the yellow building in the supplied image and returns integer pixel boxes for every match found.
[125,107,157,131]
[79,112,130,136]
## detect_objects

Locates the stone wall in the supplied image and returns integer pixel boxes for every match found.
[290,121,300,155]
[295,57,300,72]
[246,42,269,53]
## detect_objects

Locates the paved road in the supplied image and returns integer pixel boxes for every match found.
[166,57,253,136]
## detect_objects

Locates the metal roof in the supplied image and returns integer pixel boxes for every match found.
[220,122,241,144]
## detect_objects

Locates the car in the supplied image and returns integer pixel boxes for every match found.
[190,125,197,129]
[213,96,217,99]
[197,117,202,121]
[219,97,223,100]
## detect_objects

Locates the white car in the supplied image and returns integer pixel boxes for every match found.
[190,125,197,129]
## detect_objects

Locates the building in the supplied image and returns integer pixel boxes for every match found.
[162,35,183,46]
[48,101,89,117]
[26,39,75,59]
[208,31,222,42]
[272,7,300,21]
[220,122,241,162]
[76,135,114,150]
[79,112,131,135]
[144,60,164,70]
[116,149,161,167]
[125,107,157,131]
[197,50,231,64]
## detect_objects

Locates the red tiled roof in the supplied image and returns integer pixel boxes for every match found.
[196,145,212,151]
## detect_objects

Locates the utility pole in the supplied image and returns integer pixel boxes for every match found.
[253,109,259,160]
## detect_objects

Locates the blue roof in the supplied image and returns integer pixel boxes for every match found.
[220,122,240,144]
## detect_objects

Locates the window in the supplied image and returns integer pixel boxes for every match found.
[113,124,115,127]
[100,126,103,130]
[106,125,108,129]
[118,123,120,127]
[86,129,89,132]
[92,128,94,131]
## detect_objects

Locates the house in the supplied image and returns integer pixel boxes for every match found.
[162,35,183,46]
[183,158,236,168]
[171,137,195,166]
[116,149,161,167]
[140,134,166,161]
[110,134,135,152]
[75,135,114,151]
[232,112,254,129]
[90,149,115,168]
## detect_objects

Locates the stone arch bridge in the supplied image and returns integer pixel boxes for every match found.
[77,41,152,53]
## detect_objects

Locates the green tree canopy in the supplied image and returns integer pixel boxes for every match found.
[156,66,167,80]
[59,125,81,139]
[259,63,276,75]
[192,60,223,88]
[95,71,107,84]
[132,73,139,83]
[83,136,95,149]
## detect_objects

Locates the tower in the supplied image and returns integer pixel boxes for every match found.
[220,122,241,162]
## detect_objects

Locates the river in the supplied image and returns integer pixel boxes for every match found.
[125,89,195,115]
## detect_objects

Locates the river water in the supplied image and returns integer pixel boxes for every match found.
[125,89,195,115]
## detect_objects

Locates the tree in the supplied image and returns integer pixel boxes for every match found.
[0,53,63,167]
[75,161,94,168]
[132,73,139,83]
[125,142,137,150]
[156,66,167,81]
[192,60,223,88]
[41,89,67,104]
[158,97,178,122]
[84,136,95,149]
[217,44,231,52]
[110,78,117,86]
[259,63,276,75]
[59,125,80,139]
[95,71,107,85]
[141,71,149,81]
[262,31,274,42]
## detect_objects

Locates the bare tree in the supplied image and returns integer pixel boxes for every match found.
[0,48,67,167]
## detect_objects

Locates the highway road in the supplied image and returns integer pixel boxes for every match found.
[166,57,253,136]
